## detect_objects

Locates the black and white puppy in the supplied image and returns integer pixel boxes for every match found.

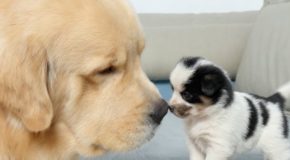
[169,57,290,160]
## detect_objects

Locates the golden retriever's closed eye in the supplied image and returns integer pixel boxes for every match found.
[0,0,168,159]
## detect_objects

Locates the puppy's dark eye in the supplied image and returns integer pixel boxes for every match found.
[181,91,193,101]
[98,66,115,75]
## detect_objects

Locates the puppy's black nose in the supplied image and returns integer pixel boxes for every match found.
[150,100,168,124]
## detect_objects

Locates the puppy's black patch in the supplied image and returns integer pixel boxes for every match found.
[282,114,289,138]
[201,74,224,96]
[245,98,258,140]
[267,93,285,109]
[252,93,285,109]
[250,94,266,101]
[265,94,288,138]
[182,65,233,107]
[181,57,202,68]
[252,93,288,138]
[259,102,269,126]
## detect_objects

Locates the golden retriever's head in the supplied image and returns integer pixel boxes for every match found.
[0,0,168,157]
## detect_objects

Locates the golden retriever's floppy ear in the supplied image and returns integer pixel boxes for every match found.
[0,37,53,132]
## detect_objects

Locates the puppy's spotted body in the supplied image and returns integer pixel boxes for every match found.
[169,57,290,160]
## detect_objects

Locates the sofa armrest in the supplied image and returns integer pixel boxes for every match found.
[139,12,258,80]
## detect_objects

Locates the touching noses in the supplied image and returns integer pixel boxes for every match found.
[169,92,181,112]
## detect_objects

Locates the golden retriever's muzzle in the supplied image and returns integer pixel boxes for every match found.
[150,100,169,124]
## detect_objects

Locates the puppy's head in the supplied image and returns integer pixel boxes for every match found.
[169,57,233,118]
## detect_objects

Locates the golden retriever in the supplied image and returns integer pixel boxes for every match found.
[0,0,168,159]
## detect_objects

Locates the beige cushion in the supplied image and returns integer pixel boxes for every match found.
[139,12,257,80]
[235,3,290,109]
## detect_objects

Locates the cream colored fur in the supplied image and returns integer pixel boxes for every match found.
[0,0,162,159]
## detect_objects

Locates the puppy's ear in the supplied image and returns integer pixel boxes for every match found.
[0,37,53,132]
[201,74,223,96]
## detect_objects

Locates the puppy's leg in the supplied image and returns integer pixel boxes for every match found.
[188,142,204,160]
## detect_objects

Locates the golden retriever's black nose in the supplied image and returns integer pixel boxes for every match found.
[150,100,168,124]
[168,105,174,112]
